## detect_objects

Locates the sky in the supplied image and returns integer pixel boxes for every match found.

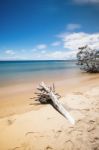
[0,0,99,60]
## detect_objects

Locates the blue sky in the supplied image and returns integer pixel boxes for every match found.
[0,0,99,60]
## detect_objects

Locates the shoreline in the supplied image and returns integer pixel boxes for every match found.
[0,73,99,118]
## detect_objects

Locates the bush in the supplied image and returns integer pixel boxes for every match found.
[77,45,99,72]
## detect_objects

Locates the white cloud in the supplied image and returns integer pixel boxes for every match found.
[66,24,81,31]
[1,48,76,60]
[58,32,99,50]
[56,32,69,38]
[31,48,37,52]
[55,32,99,59]
[46,51,76,59]
[51,41,61,46]
[36,44,47,49]
[41,50,46,54]
[73,0,99,4]
[5,50,15,55]
[3,31,99,60]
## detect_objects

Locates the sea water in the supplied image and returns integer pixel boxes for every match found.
[0,60,78,87]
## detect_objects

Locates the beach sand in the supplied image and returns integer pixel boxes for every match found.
[0,73,99,150]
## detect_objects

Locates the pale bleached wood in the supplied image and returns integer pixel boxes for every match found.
[39,82,75,125]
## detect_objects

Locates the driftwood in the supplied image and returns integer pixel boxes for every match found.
[35,82,75,125]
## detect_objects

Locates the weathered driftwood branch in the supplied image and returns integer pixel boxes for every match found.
[35,82,75,125]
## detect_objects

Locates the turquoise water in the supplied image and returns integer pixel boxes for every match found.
[0,60,78,87]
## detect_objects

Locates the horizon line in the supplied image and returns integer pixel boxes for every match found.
[0,59,77,61]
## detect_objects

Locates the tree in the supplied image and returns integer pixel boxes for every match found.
[77,45,99,72]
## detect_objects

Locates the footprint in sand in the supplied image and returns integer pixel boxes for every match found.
[73,92,83,95]
[25,131,39,136]
[64,140,74,150]
[52,129,62,138]
[7,118,16,125]
[45,146,53,150]
[9,147,21,150]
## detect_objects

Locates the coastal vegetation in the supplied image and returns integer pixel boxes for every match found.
[77,45,99,73]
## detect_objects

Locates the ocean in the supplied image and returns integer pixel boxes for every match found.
[0,60,79,87]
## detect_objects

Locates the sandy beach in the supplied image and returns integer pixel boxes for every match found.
[0,73,99,150]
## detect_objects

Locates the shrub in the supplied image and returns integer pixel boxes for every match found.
[77,45,99,72]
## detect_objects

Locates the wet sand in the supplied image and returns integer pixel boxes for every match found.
[0,73,99,150]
